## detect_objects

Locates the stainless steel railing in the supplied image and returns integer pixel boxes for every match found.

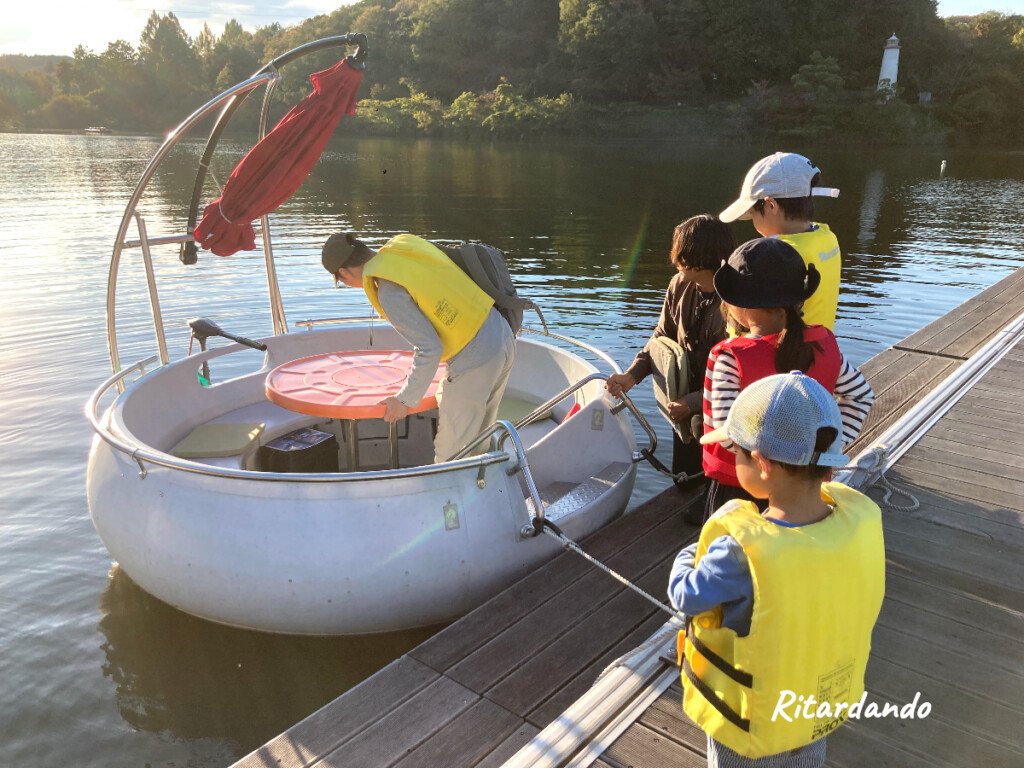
[86,358,510,483]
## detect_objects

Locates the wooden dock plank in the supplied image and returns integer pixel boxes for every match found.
[473,724,541,768]
[313,675,478,768]
[600,721,707,768]
[881,569,1024,645]
[859,655,1024,761]
[825,720,961,768]
[872,476,1024,547]
[639,685,707,753]
[232,656,439,768]
[444,512,689,697]
[923,418,1024,453]
[487,561,674,718]
[868,623,1024,715]
[409,486,698,675]
[876,518,1024,595]
[846,352,958,456]
[875,595,1024,677]
[526,611,669,726]
[391,698,523,768]
[884,542,1024,614]
[894,454,1024,510]
[901,436,1024,484]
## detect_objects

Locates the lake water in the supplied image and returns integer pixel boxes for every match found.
[2,131,1023,767]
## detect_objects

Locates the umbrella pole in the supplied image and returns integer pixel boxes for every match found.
[257,75,288,336]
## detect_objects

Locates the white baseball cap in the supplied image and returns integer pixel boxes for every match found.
[719,152,840,223]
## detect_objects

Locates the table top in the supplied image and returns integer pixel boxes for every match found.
[265,350,445,420]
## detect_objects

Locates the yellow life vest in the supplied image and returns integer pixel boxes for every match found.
[363,234,494,360]
[678,482,885,758]
[777,224,841,331]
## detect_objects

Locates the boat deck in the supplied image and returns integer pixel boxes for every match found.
[231,267,1024,768]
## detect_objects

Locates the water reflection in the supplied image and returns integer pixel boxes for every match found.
[97,565,440,755]
[4,133,1024,768]
[857,170,885,247]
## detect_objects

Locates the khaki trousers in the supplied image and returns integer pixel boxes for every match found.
[433,325,516,463]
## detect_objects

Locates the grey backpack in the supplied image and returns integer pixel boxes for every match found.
[434,241,538,336]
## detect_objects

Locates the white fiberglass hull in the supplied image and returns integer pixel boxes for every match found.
[88,439,633,634]
[86,328,638,635]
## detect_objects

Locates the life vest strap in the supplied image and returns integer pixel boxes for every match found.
[683,657,751,732]
[687,623,754,688]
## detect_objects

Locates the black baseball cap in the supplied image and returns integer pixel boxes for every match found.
[322,232,375,274]
[714,237,820,308]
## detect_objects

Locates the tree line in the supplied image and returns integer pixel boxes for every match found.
[1,0,1022,144]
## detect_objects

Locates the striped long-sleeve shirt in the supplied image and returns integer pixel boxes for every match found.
[704,345,874,447]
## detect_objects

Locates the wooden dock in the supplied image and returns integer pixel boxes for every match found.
[232,267,1024,768]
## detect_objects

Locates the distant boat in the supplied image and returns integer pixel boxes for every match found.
[84,126,111,134]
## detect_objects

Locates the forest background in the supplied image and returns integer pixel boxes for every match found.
[1,0,1022,145]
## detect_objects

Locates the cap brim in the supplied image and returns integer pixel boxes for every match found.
[719,197,756,223]
[699,426,729,446]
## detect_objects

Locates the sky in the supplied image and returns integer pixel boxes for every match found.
[2,0,1023,58]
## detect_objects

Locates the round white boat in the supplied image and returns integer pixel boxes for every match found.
[85,36,657,635]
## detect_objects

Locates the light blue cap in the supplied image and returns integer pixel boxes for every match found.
[700,372,847,467]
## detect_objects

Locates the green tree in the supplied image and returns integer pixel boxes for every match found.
[791,52,844,104]
[559,0,658,101]
[138,11,202,122]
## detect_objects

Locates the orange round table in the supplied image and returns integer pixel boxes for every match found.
[266,350,445,469]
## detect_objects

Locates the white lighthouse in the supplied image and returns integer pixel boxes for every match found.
[877,33,900,97]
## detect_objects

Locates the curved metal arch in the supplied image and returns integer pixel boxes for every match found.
[180,34,368,266]
[105,34,367,382]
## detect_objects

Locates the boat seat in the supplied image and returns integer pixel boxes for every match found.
[524,461,631,523]
[497,396,554,425]
[207,401,320,441]
[172,422,265,465]
[168,401,325,470]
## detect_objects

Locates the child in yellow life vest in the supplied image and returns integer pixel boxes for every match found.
[669,372,885,767]
[719,152,842,331]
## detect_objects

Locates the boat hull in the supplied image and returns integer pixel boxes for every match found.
[87,438,633,634]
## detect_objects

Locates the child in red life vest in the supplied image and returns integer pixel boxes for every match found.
[701,238,873,521]
[670,372,885,766]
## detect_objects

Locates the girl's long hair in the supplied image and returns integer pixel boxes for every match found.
[775,306,822,373]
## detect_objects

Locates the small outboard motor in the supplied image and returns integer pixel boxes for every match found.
[187,317,267,385]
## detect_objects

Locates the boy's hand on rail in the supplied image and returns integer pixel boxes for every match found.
[605,372,636,397]
[379,396,411,423]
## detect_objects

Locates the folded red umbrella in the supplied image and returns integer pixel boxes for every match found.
[194,58,363,257]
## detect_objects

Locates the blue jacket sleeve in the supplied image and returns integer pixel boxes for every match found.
[667,536,753,627]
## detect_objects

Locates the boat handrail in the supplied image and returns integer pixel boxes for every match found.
[451,372,657,464]
[521,326,622,375]
[446,419,546,537]
[87,356,511,483]
[293,316,381,329]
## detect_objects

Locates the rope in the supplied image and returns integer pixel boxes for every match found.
[538,520,685,623]
[198,160,225,197]
[845,445,921,511]
[873,471,920,511]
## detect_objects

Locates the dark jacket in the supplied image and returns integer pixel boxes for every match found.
[626,274,726,411]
